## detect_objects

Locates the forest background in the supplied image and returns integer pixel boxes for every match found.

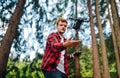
[0,0,120,78]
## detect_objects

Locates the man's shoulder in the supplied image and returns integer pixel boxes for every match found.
[47,32,57,38]
[48,32,58,36]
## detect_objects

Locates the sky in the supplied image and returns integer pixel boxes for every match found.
[18,0,90,60]
[0,0,120,61]
[21,0,120,60]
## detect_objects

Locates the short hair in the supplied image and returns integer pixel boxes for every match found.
[56,17,68,26]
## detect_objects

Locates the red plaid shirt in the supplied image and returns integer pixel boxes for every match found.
[41,32,72,76]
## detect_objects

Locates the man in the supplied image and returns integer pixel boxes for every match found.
[41,17,81,78]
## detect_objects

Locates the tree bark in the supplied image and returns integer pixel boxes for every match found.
[75,30,81,78]
[95,0,110,78]
[74,0,81,78]
[109,0,120,61]
[87,0,101,78]
[106,0,120,77]
[0,0,26,78]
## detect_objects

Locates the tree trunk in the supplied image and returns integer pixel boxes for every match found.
[0,0,26,78]
[106,0,120,77]
[87,0,101,78]
[74,0,81,78]
[95,0,110,78]
[109,0,120,61]
[75,30,81,78]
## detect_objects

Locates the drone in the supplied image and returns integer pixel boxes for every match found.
[69,17,89,30]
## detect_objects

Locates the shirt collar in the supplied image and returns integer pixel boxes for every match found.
[57,32,64,39]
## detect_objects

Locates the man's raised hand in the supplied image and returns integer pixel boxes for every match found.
[63,37,81,47]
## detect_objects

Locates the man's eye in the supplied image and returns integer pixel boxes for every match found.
[59,24,67,27]
[64,25,67,27]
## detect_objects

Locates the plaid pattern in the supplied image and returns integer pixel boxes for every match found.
[41,32,71,76]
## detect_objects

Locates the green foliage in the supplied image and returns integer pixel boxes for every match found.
[97,33,117,77]
[6,44,118,78]
[6,54,44,78]
[80,46,93,77]
[68,45,93,78]
[68,47,76,78]
[105,34,117,77]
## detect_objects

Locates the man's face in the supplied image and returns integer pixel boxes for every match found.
[56,21,67,34]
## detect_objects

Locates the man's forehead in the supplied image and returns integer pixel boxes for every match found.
[59,21,67,24]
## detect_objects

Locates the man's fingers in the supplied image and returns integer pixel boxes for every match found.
[71,40,81,46]
[68,37,72,40]
[72,40,81,43]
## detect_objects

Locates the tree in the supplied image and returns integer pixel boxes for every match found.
[87,0,101,78]
[0,0,26,77]
[74,0,81,77]
[109,0,120,61]
[95,0,110,78]
[106,0,120,77]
